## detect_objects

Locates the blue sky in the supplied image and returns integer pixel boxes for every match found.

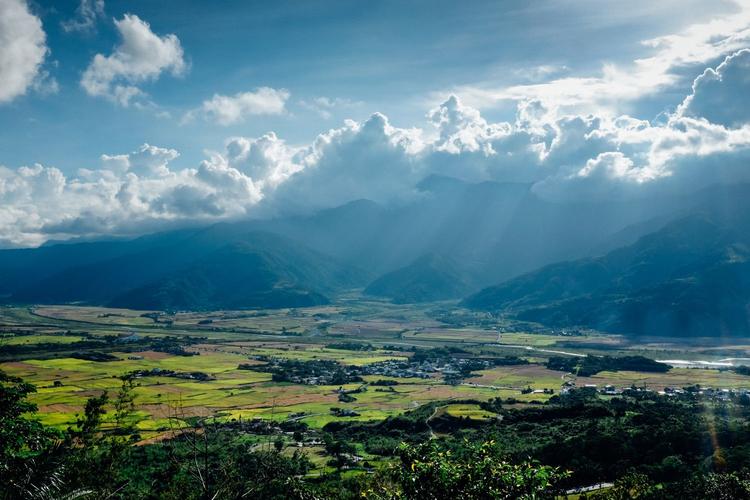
[1,0,750,246]
[1,0,739,170]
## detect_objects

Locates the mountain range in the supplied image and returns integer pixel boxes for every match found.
[2,176,750,331]
[465,197,750,336]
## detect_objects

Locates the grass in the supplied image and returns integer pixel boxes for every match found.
[579,368,750,390]
[0,334,85,345]
[235,344,407,364]
[442,403,497,420]
[466,364,563,390]
[32,306,159,326]
[2,343,526,429]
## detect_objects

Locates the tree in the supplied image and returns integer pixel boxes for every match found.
[113,376,136,435]
[73,392,109,444]
[590,471,659,499]
[659,471,750,500]
[0,370,72,499]
[365,440,567,499]
[222,446,313,499]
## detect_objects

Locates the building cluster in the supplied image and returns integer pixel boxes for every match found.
[560,380,750,401]
[128,367,215,381]
[358,359,437,379]
[359,357,499,380]
[243,355,500,385]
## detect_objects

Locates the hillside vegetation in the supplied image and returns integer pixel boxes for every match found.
[364,253,473,303]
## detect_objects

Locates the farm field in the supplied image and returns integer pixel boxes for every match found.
[6,299,750,441]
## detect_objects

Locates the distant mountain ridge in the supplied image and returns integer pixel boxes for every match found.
[364,253,474,303]
[110,233,364,310]
[7,230,367,311]
[3,177,750,313]
[250,175,723,284]
[464,211,750,336]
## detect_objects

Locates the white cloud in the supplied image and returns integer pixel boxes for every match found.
[0,141,267,247]
[0,163,67,247]
[440,1,750,114]
[428,95,511,155]
[423,92,750,202]
[639,3,750,72]
[299,96,361,119]
[266,113,425,213]
[532,113,750,201]
[189,87,290,125]
[81,14,186,106]
[678,49,750,127]
[61,0,105,34]
[512,64,570,83]
[9,45,750,247]
[450,66,670,115]
[532,152,656,202]
[100,143,179,177]
[0,0,49,104]
[221,133,301,187]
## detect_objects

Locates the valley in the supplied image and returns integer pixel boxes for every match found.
[5,2,750,496]
[6,296,750,482]
[5,184,750,495]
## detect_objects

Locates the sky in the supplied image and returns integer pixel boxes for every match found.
[1,0,750,247]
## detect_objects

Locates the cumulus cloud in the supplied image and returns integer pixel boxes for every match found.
[533,152,655,202]
[0,0,49,104]
[81,14,186,106]
[0,141,266,247]
[100,143,179,177]
[678,49,750,128]
[221,133,300,187]
[8,46,750,247]
[266,113,425,213]
[61,0,105,34]
[0,163,68,247]
[532,112,750,201]
[187,87,290,125]
[428,95,511,155]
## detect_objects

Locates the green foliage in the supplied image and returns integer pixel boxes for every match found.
[364,435,402,456]
[0,370,47,464]
[590,469,750,500]
[74,391,109,443]
[589,471,662,499]
[365,440,567,499]
[338,392,356,403]
[664,470,750,499]
[546,355,669,377]
[114,377,137,433]
[0,370,68,500]
[479,397,503,413]
[8,367,750,499]
[326,342,374,351]
[370,379,399,386]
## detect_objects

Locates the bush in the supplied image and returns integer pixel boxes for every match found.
[364,440,567,499]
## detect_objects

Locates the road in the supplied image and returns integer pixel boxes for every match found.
[565,482,614,494]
